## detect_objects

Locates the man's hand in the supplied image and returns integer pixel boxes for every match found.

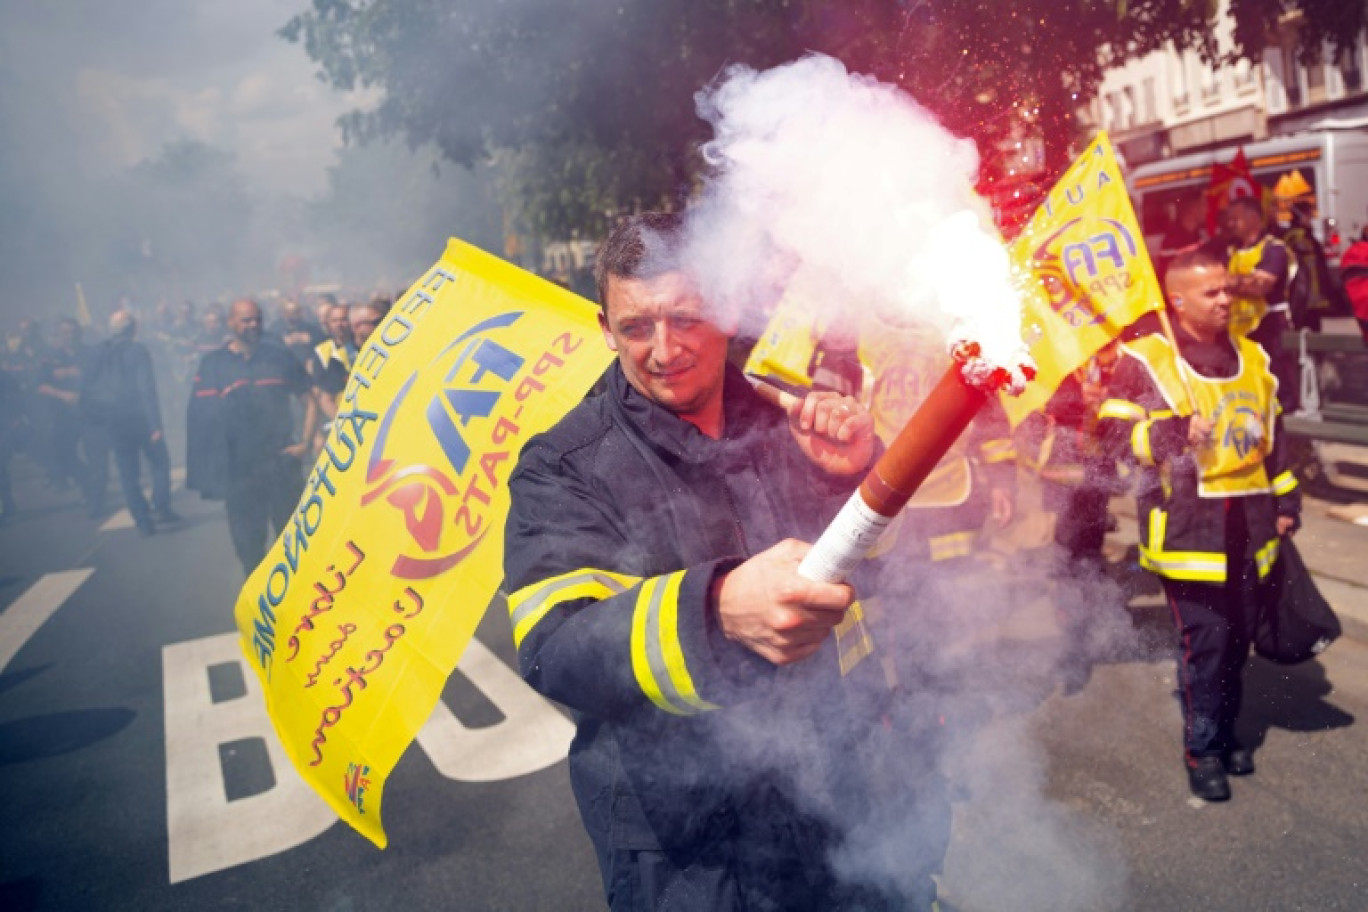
[1277,515,1298,537]
[713,539,854,666]
[1187,415,1215,449]
[786,390,875,477]
[150,429,163,444]
[281,442,308,459]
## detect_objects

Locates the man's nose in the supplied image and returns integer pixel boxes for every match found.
[650,322,681,362]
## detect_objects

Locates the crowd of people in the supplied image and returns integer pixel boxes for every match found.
[0,193,1360,909]
[0,291,394,542]
[519,199,1352,908]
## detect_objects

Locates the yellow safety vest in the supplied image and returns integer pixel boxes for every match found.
[314,338,352,372]
[1228,235,1278,338]
[1123,333,1277,498]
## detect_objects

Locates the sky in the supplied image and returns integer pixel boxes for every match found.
[0,0,364,197]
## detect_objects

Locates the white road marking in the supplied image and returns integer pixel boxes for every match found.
[163,631,572,881]
[0,568,95,672]
[416,636,574,781]
[163,632,336,884]
[100,466,188,532]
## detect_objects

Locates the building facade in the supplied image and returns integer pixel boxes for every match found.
[1089,2,1367,167]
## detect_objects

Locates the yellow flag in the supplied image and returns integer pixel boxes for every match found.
[75,282,92,328]
[1000,132,1162,426]
[233,239,612,848]
[742,286,817,388]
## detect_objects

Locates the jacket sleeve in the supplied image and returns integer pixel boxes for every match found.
[504,438,767,722]
[1098,351,1191,470]
[1267,404,1302,519]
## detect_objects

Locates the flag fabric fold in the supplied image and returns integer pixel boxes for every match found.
[233,239,612,847]
[1000,132,1163,427]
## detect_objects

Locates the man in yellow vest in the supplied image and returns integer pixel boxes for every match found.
[1224,196,1296,412]
[1099,248,1300,802]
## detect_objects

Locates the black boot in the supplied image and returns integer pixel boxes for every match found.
[1187,756,1231,802]
[1223,747,1255,776]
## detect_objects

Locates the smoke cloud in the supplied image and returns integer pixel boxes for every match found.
[680,54,1029,375]
[676,54,1139,909]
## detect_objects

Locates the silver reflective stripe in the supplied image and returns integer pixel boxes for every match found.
[641,577,696,715]
[509,572,631,631]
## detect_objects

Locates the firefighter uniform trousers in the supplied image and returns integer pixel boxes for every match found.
[1100,330,1299,762]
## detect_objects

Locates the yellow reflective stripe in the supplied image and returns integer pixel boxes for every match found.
[1272,470,1299,496]
[1255,537,1281,579]
[929,531,975,562]
[1138,546,1227,582]
[508,568,641,649]
[980,438,1016,464]
[835,599,875,677]
[1100,399,1146,422]
[1148,507,1167,552]
[631,572,719,716]
[1140,507,1226,580]
[1132,420,1155,466]
[1150,409,1175,420]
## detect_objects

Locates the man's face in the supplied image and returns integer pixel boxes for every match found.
[326,305,351,345]
[282,300,302,325]
[1227,203,1261,242]
[349,306,383,347]
[600,271,730,420]
[228,301,263,345]
[1169,265,1231,337]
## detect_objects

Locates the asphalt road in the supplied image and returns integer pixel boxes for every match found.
[1,451,1365,911]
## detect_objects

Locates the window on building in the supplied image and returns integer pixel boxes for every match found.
[1283,46,1303,107]
[1341,45,1363,94]
[1143,77,1157,123]
[1172,46,1190,109]
[1306,56,1327,104]
[1123,86,1136,128]
[1201,62,1221,103]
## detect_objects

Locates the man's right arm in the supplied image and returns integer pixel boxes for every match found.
[505,442,737,720]
[1097,350,1193,470]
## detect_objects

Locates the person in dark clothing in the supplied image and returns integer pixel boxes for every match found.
[82,311,180,535]
[1099,248,1300,803]
[35,318,91,496]
[308,302,354,422]
[271,298,323,364]
[0,364,20,522]
[188,299,316,574]
[505,213,942,910]
[1282,201,1341,332]
[1154,194,1207,287]
[1224,196,1296,411]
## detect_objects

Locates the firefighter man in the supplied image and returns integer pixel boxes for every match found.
[1223,195,1296,412]
[505,213,947,909]
[1098,247,1300,802]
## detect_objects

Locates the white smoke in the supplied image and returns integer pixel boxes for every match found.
[677,54,1139,909]
[680,53,1030,379]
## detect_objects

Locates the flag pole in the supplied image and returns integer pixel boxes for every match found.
[1155,305,1197,414]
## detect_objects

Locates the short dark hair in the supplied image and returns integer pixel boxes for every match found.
[1227,195,1263,218]
[593,211,685,308]
[1166,247,1226,278]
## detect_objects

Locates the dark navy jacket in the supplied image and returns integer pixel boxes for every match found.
[504,362,886,907]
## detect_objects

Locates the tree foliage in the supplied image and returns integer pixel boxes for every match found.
[282,0,1367,240]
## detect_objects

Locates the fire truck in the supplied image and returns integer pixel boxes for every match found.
[1126,120,1368,267]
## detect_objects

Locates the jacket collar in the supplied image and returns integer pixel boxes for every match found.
[606,361,776,466]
